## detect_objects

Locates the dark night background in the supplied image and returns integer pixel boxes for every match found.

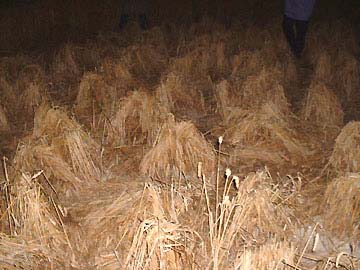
[0,0,359,53]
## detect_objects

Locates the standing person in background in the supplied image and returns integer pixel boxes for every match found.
[283,0,316,58]
[119,0,150,30]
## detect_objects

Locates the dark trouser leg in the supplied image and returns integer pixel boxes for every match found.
[139,13,148,30]
[294,19,309,58]
[119,14,129,30]
[283,15,297,56]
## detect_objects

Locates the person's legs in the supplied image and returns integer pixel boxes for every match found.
[119,14,129,30]
[294,19,309,58]
[283,15,297,55]
[139,13,148,30]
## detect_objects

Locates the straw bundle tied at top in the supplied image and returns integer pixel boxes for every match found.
[32,102,101,182]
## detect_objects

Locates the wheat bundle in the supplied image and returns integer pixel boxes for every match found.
[335,51,360,101]
[301,82,344,130]
[0,105,10,132]
[140,117,215,178]
[313,52,333,83]
[240,68,290,114]
[229,102,310,155]
[235,240,296,270]
[322,173,360,239]
[328,121,360,172]
[33,102,101,181]
[13,141,83,195]
[109,90,169,146]
[156,72,206,115]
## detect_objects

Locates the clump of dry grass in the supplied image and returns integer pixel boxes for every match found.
[140,117,215,178]
[322,173,360,239]
[226,102,313,165]
[234,240,296,269]
[301,82,344,130]
[109,90,169,146]
[0,105,10,131]
[327,121,360,173]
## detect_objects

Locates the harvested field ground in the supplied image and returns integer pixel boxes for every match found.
[0,1,360,269]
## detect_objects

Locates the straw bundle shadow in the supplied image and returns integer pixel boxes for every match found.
[33,102,101,181]
[226,102,313,165]
[0,105,10,132]
[240,68,290,114]
[301,82,344,130]
[322,173,360,239]
[327,121,360,173]
[140,117,215,179]
[109,90,169,146]
[235,240,296,270]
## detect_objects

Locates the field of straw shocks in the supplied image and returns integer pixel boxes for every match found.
[0,16,360,270]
